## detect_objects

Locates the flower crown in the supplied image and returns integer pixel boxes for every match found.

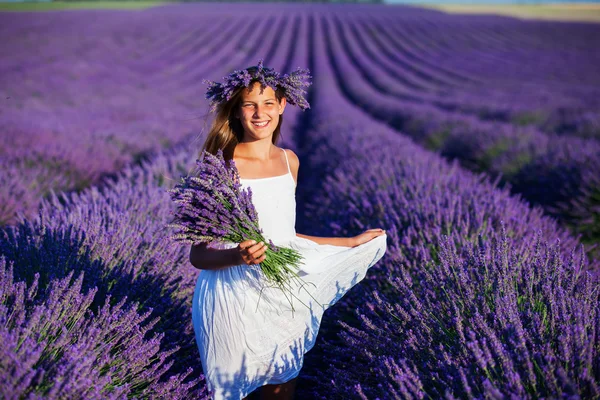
[203,59,312,113]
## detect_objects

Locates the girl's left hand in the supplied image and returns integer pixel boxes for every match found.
[351,228,386,247]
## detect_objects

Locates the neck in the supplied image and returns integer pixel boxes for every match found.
[236,137,274,161]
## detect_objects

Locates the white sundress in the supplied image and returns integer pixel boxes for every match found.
[191,148,387,399]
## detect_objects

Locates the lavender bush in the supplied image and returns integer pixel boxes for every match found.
[168,150,305,305]
[319,12,600,249]
[349,14,600,138]
[0,150,210,398]
[1,12,299,397]
[0,10,260,225]
[337,228,599,399]
[2,5,599,400]
[0,257,207,399]
[294,15,599,398]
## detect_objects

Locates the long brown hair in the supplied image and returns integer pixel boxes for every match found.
[201,67,286,161]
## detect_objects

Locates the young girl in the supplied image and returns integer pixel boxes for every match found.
[190,61,387,400]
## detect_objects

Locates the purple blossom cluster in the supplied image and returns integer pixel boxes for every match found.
[203,59,312,112]
[0,10,258,225]
[168,149,261,246]
[0,257,207,399]
[0,6,311,398]
[337,13,600,138]
[1,7,306,397]
[294,13,599,398]
[317,11,600,250]
[168,149,307,310]
[1,4,599,399]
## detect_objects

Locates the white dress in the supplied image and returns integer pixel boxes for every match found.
[192,148,387,399]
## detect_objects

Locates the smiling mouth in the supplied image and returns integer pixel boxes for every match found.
[252,121,270,127]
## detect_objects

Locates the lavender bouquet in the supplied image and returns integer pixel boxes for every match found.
[168,149,310,312]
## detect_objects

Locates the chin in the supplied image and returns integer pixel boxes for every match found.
[247,128,275,140]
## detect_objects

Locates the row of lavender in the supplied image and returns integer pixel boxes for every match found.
[350,11,600,138]
[296,14,600,398]
[0,10,195,224]
[321,10,600,249]
[0,7,284,225]
[0,6,304,398]
[1,5,598,399]
[2,6,599,246]
[0,147,210,399]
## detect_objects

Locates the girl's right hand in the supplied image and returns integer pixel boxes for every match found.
[238,240,268,265]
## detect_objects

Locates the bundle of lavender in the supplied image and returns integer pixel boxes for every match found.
[168,149,308,311]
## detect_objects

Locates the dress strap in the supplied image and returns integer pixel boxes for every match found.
[282,148,291,175]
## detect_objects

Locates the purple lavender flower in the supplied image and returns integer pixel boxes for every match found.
[203,59,312,112]
[0,257,208,399]
[168,149,308,311]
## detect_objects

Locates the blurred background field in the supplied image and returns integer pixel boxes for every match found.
[2,0,600,23]
[1,1,599,399]
[0,0,168,11]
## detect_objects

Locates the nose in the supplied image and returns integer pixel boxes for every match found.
[253,104,266,118]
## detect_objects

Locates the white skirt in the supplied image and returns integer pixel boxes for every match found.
[192,233,387,399]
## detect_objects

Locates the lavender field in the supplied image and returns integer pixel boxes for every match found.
[1,3,599,399]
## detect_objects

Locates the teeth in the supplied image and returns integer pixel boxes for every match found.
[253,121,269,127]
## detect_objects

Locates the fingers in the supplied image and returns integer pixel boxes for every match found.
[239,240,268,265]
[248,242,267,260]
[239,239,257,249]
[364,229,387,243]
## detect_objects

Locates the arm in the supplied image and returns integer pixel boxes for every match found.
[189,240,269,270]
[296,233,356,247]
[297,229,386,248]
[189,243,242,270]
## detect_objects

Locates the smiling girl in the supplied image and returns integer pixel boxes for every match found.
[190,60,387,400]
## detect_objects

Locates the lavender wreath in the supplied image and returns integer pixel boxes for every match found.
[203,59,312,112]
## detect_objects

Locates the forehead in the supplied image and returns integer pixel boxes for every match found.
[240,82,277,101]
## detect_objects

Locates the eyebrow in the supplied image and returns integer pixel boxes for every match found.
[242,98,277,103]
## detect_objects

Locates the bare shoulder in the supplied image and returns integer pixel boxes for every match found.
[283,148,299,183]
[283,148,299,168]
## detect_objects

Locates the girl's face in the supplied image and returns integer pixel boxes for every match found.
[235,82,286,141]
